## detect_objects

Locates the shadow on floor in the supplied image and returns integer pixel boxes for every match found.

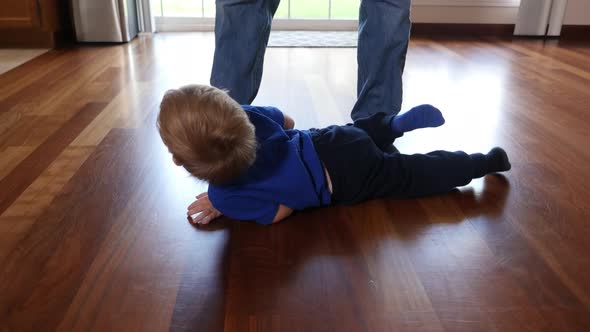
[174,175,510,330]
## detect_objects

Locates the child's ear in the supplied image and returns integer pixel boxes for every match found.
[173,156,182,166]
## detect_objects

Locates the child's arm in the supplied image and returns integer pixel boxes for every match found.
[187,192,222,225]
[191,191,293,224]
[205,186,295,225]
[250,106,295,130]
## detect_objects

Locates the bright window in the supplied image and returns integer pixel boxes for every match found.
[151,0,520,18]
[152,0,360,19]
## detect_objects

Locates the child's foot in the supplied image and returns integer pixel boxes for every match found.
[391,104,445,133]
[486,147,511,173]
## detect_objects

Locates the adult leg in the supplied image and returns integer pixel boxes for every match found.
[211,0,281,104]
[351,0,411,120]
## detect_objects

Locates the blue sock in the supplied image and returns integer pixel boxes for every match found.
[391,104,445,133]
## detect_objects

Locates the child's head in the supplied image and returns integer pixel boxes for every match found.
[157,84,256,185]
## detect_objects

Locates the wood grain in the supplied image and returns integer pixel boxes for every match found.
[0,102,105,214]
[1,33,590,331]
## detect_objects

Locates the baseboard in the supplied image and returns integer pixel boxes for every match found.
[411,23,515,38]
[413,24,590,41]
[561,25,590,41]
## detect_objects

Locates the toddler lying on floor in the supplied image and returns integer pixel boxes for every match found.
[157,84,510,225]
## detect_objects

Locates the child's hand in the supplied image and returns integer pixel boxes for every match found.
[187,192,222,224]
[284,114,295,130]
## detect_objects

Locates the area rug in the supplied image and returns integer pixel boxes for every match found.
[268,31,357,48]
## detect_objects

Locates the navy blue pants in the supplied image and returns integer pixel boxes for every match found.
[310,113,489,205]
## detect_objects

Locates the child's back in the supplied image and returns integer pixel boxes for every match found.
[207,105,331,224]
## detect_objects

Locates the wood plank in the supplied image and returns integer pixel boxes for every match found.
[0,146,34,180]
[1,146,95,218]
[0,102,105,215]
[0,129,136,331]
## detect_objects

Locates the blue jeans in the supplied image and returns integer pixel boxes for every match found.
[211,0,411,120]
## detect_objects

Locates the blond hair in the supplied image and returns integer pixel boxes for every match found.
[157,84,256,185]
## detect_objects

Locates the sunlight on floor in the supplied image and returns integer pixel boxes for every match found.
[0,49,48,75]
[400,47,510,154]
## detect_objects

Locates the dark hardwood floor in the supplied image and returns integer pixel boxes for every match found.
[1,33,590,331]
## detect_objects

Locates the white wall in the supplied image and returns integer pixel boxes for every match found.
[564,0,590,25]
[412,0,590,25]
[411,6,518,24]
